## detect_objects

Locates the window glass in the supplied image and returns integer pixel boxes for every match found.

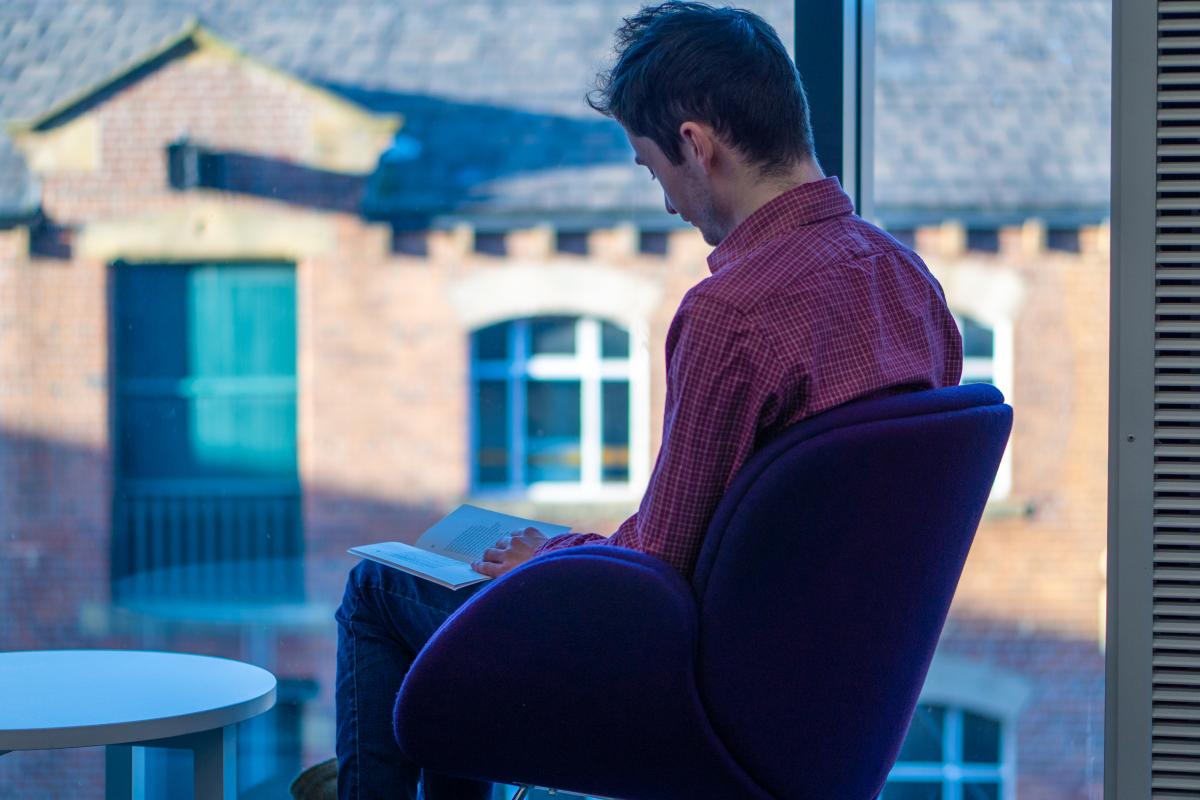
[873,4,1104,796]
[144,682,310,798]
[887,704,1005,799]
[601,320,631,358]
[525,380,582,482]
[112,263,301,608]
[896,704,945,762]
[470,316,638,494]
[879,782,942,800]
[115,263,298,480]
[0,1,991,796]
[959,315,995,361]
[602,379,631,482]
[474,321,511,361]
[529,315,577,355]
[963,783,1000,800]
[475,379,510,485]
[875,0,1108,793]
[953,313,997,386]
[961,710,1002,764]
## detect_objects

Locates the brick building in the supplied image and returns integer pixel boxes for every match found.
[0,1,1109,798]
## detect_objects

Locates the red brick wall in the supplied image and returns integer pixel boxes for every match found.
[0,46,1108,798]
[39,50,321,225]
[943,230,1109,635]
[930,225,1109,799]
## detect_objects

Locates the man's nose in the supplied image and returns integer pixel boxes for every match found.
[664,194,677,215]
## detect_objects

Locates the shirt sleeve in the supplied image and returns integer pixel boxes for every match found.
[534,513,637,555]
[534,291,784,576]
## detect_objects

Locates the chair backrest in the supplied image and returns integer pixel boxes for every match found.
[689,384,1012,800]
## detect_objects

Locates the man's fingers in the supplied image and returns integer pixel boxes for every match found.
[473,529,542,577]
[472,559,502,577]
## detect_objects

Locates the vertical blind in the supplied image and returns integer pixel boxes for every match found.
[1153,2,1200,795]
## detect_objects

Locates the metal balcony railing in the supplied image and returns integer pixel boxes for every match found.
[112,480,303,604]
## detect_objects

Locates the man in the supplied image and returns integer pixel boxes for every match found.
[332,3,962,799]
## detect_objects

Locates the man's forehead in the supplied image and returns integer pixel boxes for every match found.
[626,133,658,162]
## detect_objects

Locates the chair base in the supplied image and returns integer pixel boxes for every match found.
[507,786,599,800]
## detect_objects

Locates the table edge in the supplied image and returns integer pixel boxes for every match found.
[0,687,276,751]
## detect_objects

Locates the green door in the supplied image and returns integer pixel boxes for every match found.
[112,261,302,603]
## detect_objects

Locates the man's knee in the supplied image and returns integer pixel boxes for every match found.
[338,559,390,625]
[341,559,425,613]
[348,558,389,590]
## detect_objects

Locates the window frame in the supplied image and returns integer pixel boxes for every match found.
[885,653,1030,800]
[952,311,1014,500]
[468,315,650,502]
[883,704,1007,800]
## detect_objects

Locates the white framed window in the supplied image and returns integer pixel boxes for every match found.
[470,315,649,502]
[881,704,1007,800]
[882,653,1029,800]
[953,311,1014,499]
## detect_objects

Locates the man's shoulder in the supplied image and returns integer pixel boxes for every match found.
[685,216,944,355]
[700,217,893,299]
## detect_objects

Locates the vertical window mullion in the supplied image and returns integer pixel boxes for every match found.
[580,318,602,488]
[1001,715,1015,800]
[470,315,639,496]
[946,706,963,800]
[509,320,527,489]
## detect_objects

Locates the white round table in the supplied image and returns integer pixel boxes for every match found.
[0,650,277,798]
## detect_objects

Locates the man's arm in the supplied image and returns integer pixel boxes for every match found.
[535,514,636,554]
[542,292,784,576]
[475,292,783,578]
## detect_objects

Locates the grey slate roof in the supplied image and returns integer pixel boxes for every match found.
[875,0,1111,225]
[0,0,1110,226]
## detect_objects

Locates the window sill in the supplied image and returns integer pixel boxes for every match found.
[465,490,639,527]
[470,484,643,506]
[79,598,336,636]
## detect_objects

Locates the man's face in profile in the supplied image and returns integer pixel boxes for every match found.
[626,128,724,246]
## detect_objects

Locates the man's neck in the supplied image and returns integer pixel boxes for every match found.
[723,158,826,235]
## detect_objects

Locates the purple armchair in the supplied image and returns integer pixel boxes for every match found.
[394,384,1012,799]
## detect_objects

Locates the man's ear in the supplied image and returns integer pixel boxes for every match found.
[679,121,717,173]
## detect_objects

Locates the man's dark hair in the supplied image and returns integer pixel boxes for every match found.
[588,2,815,176]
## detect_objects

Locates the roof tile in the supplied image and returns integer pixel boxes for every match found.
[0,0,1108,224]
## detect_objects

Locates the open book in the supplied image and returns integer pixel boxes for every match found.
[348,504,572,590]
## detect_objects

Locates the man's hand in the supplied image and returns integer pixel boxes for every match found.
[472,527,549,579]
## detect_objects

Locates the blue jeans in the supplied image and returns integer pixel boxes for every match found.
[335,559,491,800]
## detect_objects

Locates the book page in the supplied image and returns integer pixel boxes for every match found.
[415,504,572,563]
[348,541,488,589]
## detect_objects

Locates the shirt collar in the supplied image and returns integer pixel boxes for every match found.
[706,176,855,274]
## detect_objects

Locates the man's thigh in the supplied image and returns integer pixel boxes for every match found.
[345,559,486,651]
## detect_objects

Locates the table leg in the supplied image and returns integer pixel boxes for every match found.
[105,744,146,800]
[191,725,236,799]
[130,726,237,799]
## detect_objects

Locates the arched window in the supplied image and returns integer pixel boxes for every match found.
[957,313,999,385]
[881,703,1008,800]
[470,315,647,500]
[953,312,1014,499]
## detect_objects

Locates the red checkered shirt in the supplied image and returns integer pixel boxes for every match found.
[534,177,964,577]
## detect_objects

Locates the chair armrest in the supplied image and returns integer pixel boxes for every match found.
[393,546,764,799]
